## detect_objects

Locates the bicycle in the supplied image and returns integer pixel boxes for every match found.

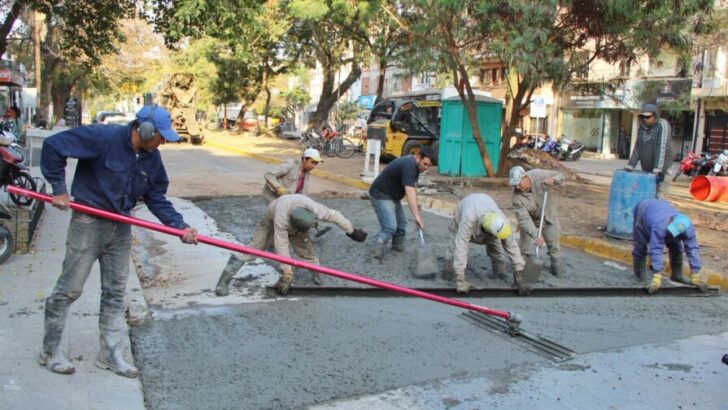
[327,135,356,158]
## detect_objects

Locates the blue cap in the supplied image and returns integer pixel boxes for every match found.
[136,105,180,142]
[667,214,692,237]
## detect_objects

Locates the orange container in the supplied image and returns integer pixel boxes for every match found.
[689,175,728,202]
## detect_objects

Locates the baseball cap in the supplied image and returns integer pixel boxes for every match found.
[136,104,181,142]
[303,148,323,162]
[667,214,692,238]
[508,166,526,186]
[640,103,657,117]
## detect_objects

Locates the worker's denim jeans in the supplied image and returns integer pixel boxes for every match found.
[370,197,407,243]
[43,211,132,353]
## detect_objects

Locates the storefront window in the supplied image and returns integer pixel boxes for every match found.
[563,109,602,150]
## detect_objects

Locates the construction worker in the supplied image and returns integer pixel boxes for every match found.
[624,103,673,198]
[215,194,367,296]
[447,193,527,295]
[262,148,321,202]
[39,104,198,378]
[509,166,565,277]
[632,199,707,294]
[367,147,434,262]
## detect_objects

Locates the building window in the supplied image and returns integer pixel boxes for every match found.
[501,67,507,83]
[492,68,498,84]
[619,59,631,77]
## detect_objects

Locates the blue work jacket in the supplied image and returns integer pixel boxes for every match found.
[41,124,187,229]
[632,199,701,273]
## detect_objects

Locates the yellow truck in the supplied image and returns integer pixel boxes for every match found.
[366,98,441,162]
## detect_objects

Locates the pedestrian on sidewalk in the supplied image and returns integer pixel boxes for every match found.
[618,126,630,159]
[214,194,367,296]
[632,199,707,294]
[38,104,199,378]
[366,148,434,262]
[624,103,673,198]
[445,193,526,295]
[509,166,566,278]
[262,148,321,202]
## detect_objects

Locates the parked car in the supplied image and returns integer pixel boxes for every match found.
[93,111,133,125]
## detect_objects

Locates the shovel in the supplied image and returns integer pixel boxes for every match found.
[412,228,439,279]
[522,191,548,283]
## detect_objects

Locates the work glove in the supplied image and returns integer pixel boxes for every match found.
[347,227,367,242]
[275,186,286,197]
[689,271,708,292]
[647,272,663,294]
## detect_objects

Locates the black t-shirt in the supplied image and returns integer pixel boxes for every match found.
[369,155,419,200]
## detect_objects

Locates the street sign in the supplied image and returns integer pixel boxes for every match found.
[530,96,547,118]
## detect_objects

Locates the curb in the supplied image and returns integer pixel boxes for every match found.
[561,235,727,291]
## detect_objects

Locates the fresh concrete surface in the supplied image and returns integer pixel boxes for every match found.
[313,331,728,409]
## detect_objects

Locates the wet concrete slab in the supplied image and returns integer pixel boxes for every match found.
[130,196,728,410]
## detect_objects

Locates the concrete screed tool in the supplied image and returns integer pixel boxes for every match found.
[523,190,548,283]
[9,186,576,362]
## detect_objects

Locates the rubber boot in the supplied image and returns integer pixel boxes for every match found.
[492,261,509,281]
[669,252,690,285]
[513,270,531,296]
[550,257,562,277]
[366,240,386,264]
[391,235,405,252]
[633,257,647,281]
[215,255,245,296]
[96,335,139,378]
[38,348,75,375]
[455,274,471,295]
[275,274,294,296]
[647,273,662,295]
[312,272,323,286]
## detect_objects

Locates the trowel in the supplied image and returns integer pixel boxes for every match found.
[522,191,548,283]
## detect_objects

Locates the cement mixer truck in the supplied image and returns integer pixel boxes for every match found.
[160,73,204,144]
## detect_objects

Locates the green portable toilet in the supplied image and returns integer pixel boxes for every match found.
[438,95,502,177]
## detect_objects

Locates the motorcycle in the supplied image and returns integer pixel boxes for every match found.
[540,136,562,159]
[672,151,714,181]
[0,131,37,206]
[558,137,584,161]
[708,149,728,176]
[0,202,13,264]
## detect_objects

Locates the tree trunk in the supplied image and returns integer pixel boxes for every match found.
[0,0,24,58]
[309,62,362,130]
[454,65,496,177]
[375,56,387,104]
[498,79,534,176]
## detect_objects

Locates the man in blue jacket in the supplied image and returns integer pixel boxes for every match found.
[632,199,707,294]
[38,104,198,378]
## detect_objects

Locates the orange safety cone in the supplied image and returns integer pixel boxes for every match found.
[689,175,728,202]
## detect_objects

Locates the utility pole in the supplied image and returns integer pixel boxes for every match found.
[33,11,43,125]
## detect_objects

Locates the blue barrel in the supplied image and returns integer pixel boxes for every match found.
[606,170,657,239]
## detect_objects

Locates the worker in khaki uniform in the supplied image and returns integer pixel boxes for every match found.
[215,194,367,296]
[446,193,526,295]
[509,166,566,277]
[262,148,321,202]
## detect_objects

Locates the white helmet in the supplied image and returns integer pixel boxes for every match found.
[508,166,526,186]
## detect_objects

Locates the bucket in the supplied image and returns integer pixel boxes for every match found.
[689,175,728,202]
[606,170,657,239]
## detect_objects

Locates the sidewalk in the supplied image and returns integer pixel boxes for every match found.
[0,201,145,410]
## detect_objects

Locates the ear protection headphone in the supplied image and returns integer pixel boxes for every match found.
[138,104,159,142]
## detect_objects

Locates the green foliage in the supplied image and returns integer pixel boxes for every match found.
[336,100,359,121]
